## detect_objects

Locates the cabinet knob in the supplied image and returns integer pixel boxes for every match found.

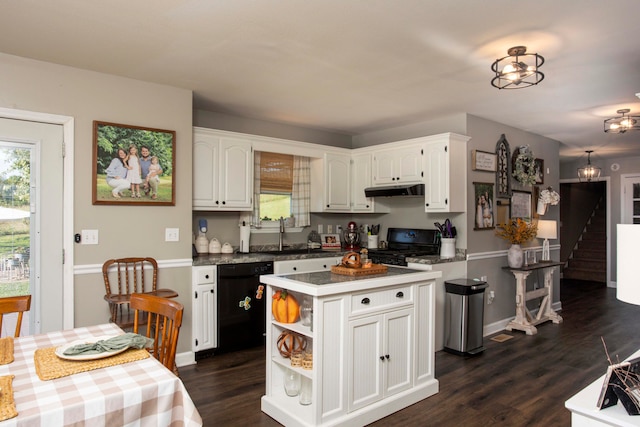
[385,354,390,360]
[205,274,209,279]
[396,291,404,298]
[323,265,327,268]
[293,267,297,271]
[361,297,370,305]
[366,205,370,208]
[425,203,429,207]
[222,201,226,205]
[380,356,385,361]
[216,200,220,205]
[210,289,214,293]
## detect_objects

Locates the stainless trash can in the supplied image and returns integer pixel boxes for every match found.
[444,279,488,355]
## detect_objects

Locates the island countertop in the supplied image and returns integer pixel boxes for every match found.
[260,266,442,296]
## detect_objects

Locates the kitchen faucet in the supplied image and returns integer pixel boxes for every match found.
[279,216,285,251]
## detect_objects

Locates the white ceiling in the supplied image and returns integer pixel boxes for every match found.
[1,0,639,162]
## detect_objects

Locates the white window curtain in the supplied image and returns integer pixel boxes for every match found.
[291,156,310,227]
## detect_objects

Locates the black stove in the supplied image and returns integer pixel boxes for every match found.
[367,228,441,266]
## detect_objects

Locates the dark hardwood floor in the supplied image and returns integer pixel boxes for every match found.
[180,279,640,426]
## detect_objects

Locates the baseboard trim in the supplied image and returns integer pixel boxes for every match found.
[176,350,196,368]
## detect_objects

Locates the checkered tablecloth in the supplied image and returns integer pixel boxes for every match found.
[0,323,202,426]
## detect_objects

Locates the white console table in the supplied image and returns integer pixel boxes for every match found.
[565,349,640,426]
[503,262,563,335]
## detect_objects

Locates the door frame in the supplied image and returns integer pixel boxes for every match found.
[559,177,612,287]
[0,107,74,329]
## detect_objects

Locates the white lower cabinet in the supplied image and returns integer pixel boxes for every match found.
[261,276,438,427]
[192,266,216,352]
[348,307,413,412]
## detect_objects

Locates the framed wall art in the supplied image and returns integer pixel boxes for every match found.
[472,150,497,172]
[473,182,495,230]
[534,158,544,184]
[495,199,511,228]
[511,190,532,221]
[495,134,511,198]
[92,121,176,206]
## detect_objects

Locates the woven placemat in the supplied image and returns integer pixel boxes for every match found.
[0,375,17,421]
[0,337,14,365]
[34,347,150,381]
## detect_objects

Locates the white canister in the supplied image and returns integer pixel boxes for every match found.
[367,234,379,249]
[440,238,456,259]
[209,238,221,253]
[195,233,209,254]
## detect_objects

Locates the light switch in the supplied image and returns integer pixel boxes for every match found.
[165,228,179,242]
[81,229,99,245]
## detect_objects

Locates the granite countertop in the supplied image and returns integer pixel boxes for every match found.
[192,249,467,267]
[192,250,347,266]
[260,266,442,296]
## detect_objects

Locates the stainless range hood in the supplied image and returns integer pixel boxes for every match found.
[364,183,425,198]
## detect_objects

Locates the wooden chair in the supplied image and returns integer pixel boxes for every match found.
[0,295,31,337]
[102,257,178,329]
[131,293,183,374]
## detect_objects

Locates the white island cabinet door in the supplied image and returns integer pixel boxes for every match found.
[384,308,413,397]
[348,314,384,412]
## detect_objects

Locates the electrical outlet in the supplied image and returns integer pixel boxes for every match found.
[165,228,179,242]
[481,275,488,282]
[327,225,333,233]
[81,229,99,245]
[487,290,495,305]
[317,224,323,234]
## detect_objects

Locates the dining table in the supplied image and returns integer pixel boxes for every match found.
[0,323,202,426]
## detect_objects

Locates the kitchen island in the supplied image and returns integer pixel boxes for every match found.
[260,266,442,427]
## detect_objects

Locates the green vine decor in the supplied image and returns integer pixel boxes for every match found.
[512,146,537,185]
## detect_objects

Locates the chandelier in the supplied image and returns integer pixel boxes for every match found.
[604,108,640,133]
[491,46,545,89]
[577,151,601,182]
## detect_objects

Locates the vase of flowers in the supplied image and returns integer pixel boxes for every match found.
[496,218,538,268]
[537,188,560,215]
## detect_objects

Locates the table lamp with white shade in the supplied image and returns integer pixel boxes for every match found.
[617,224,640,305]
[537,220,557,262]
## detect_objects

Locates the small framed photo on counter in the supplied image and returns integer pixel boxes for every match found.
[321,234,341,249]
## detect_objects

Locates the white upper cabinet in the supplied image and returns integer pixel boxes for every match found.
[351,153,374,212]
[193,128,253,210]
[324,153,351,211]
[423,133,469,213]
[372,145,423,186]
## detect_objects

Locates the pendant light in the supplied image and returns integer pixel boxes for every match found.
[577,151,601,182]
[491,46,545,89]
[604,108,640,133]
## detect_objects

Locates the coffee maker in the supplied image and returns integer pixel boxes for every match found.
[344,221,360,251]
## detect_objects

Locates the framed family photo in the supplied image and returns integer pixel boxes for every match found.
[92,121,176,206]
[473,182,495,230]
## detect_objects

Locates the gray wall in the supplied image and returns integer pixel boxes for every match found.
[465,115,561,325]
[0,52,195,352]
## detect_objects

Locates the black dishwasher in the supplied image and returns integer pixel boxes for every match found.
[216,261,273,353]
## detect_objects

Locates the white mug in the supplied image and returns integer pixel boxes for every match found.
[367,235,379,249]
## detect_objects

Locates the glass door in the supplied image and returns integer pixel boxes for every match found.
[0,143,32,336]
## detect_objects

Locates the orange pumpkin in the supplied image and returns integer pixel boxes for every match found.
[272,290,300,323]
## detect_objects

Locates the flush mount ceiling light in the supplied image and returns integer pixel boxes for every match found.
[577,150,601,182]
[491,46,545,89]
[603,108,640,133]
